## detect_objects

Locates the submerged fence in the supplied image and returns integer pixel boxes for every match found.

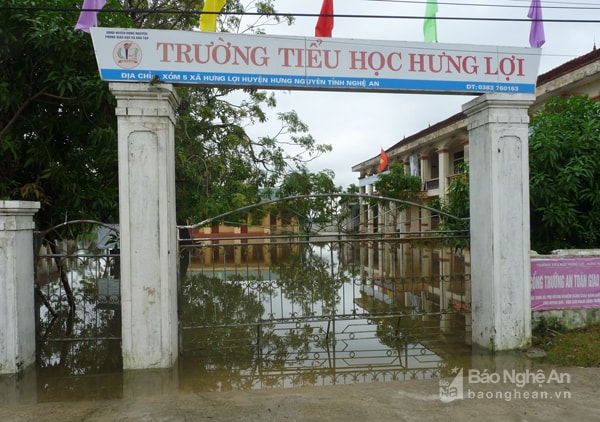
[32,218,471,387]
[178,230,471,388]
[34,221,122,375]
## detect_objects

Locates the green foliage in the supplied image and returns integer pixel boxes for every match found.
[275,169,341,234]
[274,245,346,317]
[0,0,131,228]
[175,87,331,223]
[372,163,422,207]
[428,96,600,254]
[529,96,600,253]
[179,273,264,373]
[443,162,470,219]
[1,1,331,229]
[120,0,294,32]
[431,161,470,248]
[536,323,600,367]
[345,183,359,195]
[368,163,423,234]
[125,1,330,224]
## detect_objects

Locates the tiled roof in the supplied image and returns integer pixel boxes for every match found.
[360,48,600,167]
[387,111,466,151]
[537,48,600,85]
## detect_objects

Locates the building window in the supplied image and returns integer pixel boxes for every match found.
[281,211,292,226]
[453,151,464,174]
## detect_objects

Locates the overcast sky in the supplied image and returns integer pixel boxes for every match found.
[239,0,599,188]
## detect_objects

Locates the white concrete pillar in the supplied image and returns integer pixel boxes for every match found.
[419,155,430,184]
[461,140,470,163]
[462,93,535,351]
[437,149,450,200]
[362,184,371,270]
[0,201,40,374]
[110,82,179,369]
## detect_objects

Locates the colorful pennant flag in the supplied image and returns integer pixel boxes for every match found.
[200,0,227,32]
[527,0,545,48]
[74,0,107,33]
[315,0,334,37]
[423,0,438,42]
[378,149,389,173]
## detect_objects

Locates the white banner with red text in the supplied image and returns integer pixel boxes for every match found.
[91,28,541,95]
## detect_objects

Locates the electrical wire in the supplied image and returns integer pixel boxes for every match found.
[2,4,599,24]
[367,0,600,11]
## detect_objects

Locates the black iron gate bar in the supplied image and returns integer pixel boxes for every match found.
[34,221,121,346]
[178,231,470,331]
[179,311,466,330]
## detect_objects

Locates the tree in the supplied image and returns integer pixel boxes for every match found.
[345,183,359,195]
[372,163,422,204]
[123,0,295,34]
[1,0,331,229]
[432,95,600,253]
[0,0,131,227]
[529,96,600,253]
[370,163,422,231]
[431,161,470,249]
[126,0,330,222]
[130,0,330,223]
[175,89,331,223]
[276,169,340,235]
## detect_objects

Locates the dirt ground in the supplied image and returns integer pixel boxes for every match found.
[1,363,599,422]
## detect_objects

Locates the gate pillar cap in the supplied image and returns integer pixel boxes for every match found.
[0,201,41,214]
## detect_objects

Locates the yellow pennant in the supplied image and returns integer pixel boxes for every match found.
[200,0,226,32]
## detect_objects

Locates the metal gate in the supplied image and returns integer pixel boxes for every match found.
[31,199,470,387]
[34,221,122,375]
[177,195,471,388]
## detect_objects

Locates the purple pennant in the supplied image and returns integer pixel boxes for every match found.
[527,0,545,48]
[74,0,107,33]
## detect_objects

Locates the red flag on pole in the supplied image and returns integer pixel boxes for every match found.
[378,149,389,173]
[315,0,333,37]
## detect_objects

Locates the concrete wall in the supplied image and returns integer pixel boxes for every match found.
[0,201,40,374]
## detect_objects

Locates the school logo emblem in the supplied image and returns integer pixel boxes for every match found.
[113,41,142,69]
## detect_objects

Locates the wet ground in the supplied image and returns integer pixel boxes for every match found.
[20,269,578,420]
[21,238,598,419]
[3,306,599,421]
[2,359,599,421]
[10,324,472,402]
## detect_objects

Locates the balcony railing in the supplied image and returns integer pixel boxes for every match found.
[424,178,439,191]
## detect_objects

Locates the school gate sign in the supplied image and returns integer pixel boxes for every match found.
[90,28,540,94]
[88,28,540,369]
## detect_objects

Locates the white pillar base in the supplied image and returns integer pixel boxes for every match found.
[463,94,535,351]
[110,83,179,369]
[0,201,40,374]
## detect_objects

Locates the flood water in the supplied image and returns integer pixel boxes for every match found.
[1,336,543,405]
[2,243,543,404]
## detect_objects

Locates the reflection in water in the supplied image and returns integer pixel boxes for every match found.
[36,257,122,372]
[178,243,469,391]
[8,241,477,403]
[33,223,123,402]
[179,318,455,392]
